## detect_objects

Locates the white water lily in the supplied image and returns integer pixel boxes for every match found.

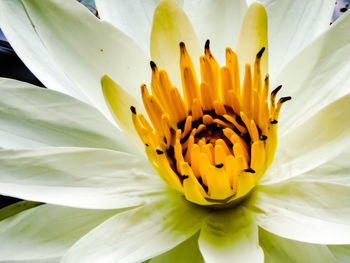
[0,0,350,262]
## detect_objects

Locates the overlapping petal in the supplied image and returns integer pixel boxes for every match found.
[17,0,150,118]
[182,0,247,65]
[261,0,335,78]
[0,0,86,101]
[101,75,146,152]
[260,228,337,263]
[0,147,164,209]
[0,204,117,262]
[276,11,350,136]
[329,245,350,262]
[62,192,208,263]
[151,0,201,90]
[290,150,350,187]
[236,2,268,80]
[0,201,41,221]
[95,0,160,54]
[198,208,263,263]
[0,78,134,152]
[150,234,204,263]
[263,94,350,184]
[252,182,350,244]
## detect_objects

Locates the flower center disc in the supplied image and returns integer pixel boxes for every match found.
[131,40,290,206]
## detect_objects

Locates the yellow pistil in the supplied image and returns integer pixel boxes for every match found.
[131,41,290,206]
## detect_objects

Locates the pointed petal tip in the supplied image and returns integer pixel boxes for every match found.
[100,74,112,87]
[248,2,267,12]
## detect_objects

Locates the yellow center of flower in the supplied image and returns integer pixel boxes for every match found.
[131,41,290,206]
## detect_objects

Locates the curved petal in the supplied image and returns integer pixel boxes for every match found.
[0,201,41,221]
[262,94,350,184]
[0,204,117,262]
[260,0,334,79]
[0,78,135,153]
[252,181,350,244]
[101,75,146,152]
[276,11,350,136]
[0,147,164,209]
[329,245,350,262]
[289,150,350,187]
[151,0,201,91]
[198,207,264,263]
[236,2,268,81]
[62,192,208,263]
[95,0,159,54]
[0,0,86,101]
[182,0,247,65]
[261,0,335,78]
[20,0,150,118]
[150,234,204,263]
[260,228,337,263]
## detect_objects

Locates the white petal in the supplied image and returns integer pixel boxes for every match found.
[0,78,135,152]
[95,0,159,54]
[262,94,350,184]
[94,0,187,55]
[236,2,268,80]
[260,0,335,78]
[150,234,204,263]
[283,145,350,187]
[198,207,264,263]
[275,11,350,136]
[0,0,86,101]
[0,147,164,209]
[0,201,40,221]
[260,228,337,263]
[0,204,117,262]
[101,75,145,152]
[252,181,350,244]
[182,0,247,65]
[329,245,350,262]
[62,192,208,263]
[151,0,201,91]
[20,0,150,117]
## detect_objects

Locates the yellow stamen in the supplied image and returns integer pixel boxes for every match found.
[127,40,290,206]
[225,47,241,101]
[200,82,214,110]
[242,64,253,115]
[180,42,200,110]
[191,98,203,120]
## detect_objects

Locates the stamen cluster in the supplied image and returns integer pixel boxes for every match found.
[131,40,290,206]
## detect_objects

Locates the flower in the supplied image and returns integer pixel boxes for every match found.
[0,0,350,262]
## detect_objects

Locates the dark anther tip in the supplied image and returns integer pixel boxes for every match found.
[150,61,157,70]
[145,143,149,147]
[244,168,256,173]
[270,120,278,124]
[264,74,269,81]
[271,85,282,96]
[156,149,164,155]
[130,106,136,114]
[180,174,189,180]
[279,96,292,103]
[179,42,185,48]
[215,163,224,168]
[257,47,265,59]
[260,135,268,141]
[205,39,210,50]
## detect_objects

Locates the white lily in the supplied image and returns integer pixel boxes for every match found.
[0,0,350,262]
